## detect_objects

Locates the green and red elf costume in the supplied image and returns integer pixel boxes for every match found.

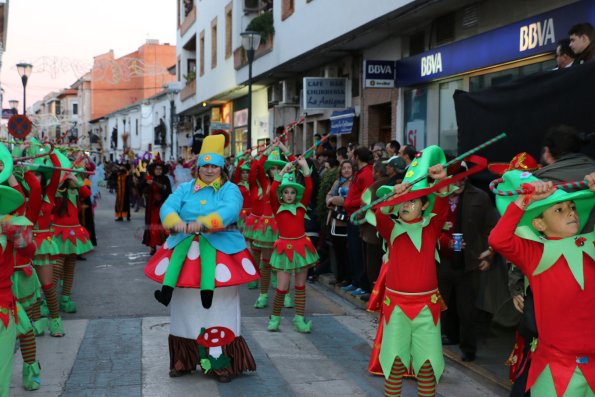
[489,170,595,397]
[0,143,35,395]
[267,168,319,332]
[370,146,451,397]
[28,140,65,336]
[51,152,94,313]
[144,135,258,379]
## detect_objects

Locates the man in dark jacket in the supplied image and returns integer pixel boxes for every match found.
[438,166,499,362]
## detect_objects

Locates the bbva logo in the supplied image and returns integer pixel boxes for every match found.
[421,53,443,77]
[519,18,555,52]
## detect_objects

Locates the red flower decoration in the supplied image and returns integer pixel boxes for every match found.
[415,152,422,158]
[575,237,586,247]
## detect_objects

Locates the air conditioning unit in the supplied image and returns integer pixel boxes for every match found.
[280,80,298,105]
[268,83,282,106]
[243,0,260,14]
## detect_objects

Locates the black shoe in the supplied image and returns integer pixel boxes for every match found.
[150,247,157,255]
[461,352,476,362]
[77,255,87,261]
[115,217,123,222]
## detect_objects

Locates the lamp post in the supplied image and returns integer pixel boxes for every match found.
[165,83,182,160]
[241,31,261,149]
[16,63,33,115]
[8,100,19,115]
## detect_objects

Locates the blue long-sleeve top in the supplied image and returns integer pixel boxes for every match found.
[160,178,246,254]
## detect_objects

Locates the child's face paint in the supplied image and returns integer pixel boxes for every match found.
[398,198,424,222]
[532,200,580,238]
[281,187,297,204]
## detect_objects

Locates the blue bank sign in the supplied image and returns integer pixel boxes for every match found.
[303,77,347,110]
[364,60,396,88]
[396,0,595,86]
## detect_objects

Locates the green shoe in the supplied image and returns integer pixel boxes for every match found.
[33,318,48,336]
[254,293,268,309]
[40,300,49,317]
[22,361,41,391]
[59,296,77,313]
[283,294,294,308]
[293,315,312,333]
[247,280,259,290]
[49,317,65,337]
[271,272,278,289]
[267,315,281,332]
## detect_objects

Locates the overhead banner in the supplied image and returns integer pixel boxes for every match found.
[303,77,347,110]
[364,60,396,88]
[330,107,355,135]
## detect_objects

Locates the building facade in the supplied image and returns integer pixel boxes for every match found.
[174,0,589,155]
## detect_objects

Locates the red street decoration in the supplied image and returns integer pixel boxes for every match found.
[8,114,33,139]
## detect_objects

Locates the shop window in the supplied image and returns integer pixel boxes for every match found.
[403,88,427,150]
[470,58,556,92]
[435,12,455,45]
[439,79,462,156]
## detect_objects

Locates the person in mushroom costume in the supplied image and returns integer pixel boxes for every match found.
[144,134,258,382]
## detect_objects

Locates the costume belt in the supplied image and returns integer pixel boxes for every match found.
[278,234,306,240]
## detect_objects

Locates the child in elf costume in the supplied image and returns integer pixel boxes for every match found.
[51,151,94,314]
[372,146,451,397]
[267,157,319,332]
[0,143,36,396]
[252,141,295,309]
[489,171,595,397]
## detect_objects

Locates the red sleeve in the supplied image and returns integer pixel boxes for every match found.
[301,175,312,205]
[429,196,449,235]
[12,184,26,216]
[256,156,269,194]
[270,179,280,213]
[23,172,42,224]
[375,210,394,243]
[248,157,260,201]
[45,154,62,204]
[232,158,244,184]
[79,186,92,201]
[488,203,540,275]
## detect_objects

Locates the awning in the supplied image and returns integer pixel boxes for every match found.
[329,107,355,135]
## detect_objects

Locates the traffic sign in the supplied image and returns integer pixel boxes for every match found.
[8,114,33,139]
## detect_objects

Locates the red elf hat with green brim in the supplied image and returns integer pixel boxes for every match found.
[375,145,447,216]
[0,143,25,214]
[495,170,595,236]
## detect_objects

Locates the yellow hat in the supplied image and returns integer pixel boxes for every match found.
[198,135,225,167]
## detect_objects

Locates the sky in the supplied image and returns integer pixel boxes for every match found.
[1,0,177,111]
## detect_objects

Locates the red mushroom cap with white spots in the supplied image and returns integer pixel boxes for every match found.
[196,326,236,347]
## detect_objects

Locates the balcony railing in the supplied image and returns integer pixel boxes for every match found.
[180,79,196,102]
[180,6,196,37]
[233,34,274,70]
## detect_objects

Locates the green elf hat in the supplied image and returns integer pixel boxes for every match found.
[27,138,55,181]
[277,171,304,202]
[361,185,392,226]
[264,148,287,174]
[54,149,72,184]
[0,143,25,214]
[495,170,595,236]
[375,145,447,215]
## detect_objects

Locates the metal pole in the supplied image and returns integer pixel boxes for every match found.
[170,99,175,158]
[247,48,254,150]
[21,75,28,115]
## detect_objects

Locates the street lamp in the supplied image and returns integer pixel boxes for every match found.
[241,31,261,149]
[8,99,19,115]
[16,63,33,115]
[165,82,182,160]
